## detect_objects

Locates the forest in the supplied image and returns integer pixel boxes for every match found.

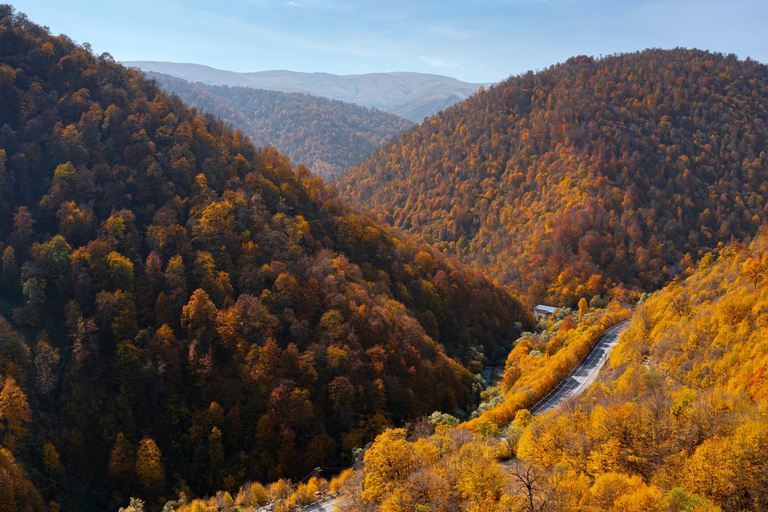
[139,235,768,512]
[145,72,413,179]
[340,48,768,306]
[0,6,533,511]
[4,3,767,512]
[329,234,768,512]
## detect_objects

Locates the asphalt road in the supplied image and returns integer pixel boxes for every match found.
[529,319,630,415]
[296,321,630,512]
[294,493,342,512]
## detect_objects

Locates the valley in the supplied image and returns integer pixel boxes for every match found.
[0,9,528,511]
[144,71,413,179]
[0,4,767,512]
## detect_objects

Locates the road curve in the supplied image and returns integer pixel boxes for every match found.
[294,321,630,512]
[293,493,343,512]
[529,319,630,416]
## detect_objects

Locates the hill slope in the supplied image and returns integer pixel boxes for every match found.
[125,61,486,122]
[336,237,768,512]
[0,7,530,510]
[145,71,413,179]
[340,49,768,306]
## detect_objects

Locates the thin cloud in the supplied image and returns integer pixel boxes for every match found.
[418,56,460,68]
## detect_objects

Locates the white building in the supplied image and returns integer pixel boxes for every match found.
[533,305,557,320]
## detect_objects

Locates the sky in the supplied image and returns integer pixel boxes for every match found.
[9,0,768,84]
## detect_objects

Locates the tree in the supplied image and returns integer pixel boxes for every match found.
[513,409,532,428]
[507,460,552,512]
[181,288,218,342]
[658,487,718,512]
[1,246,18,289]
[9,207,34,257]
[56,201,93,245]
[135,438,164,494]
[32,235,72,278]
[107,251,134,290]
[0,377,32,451]
[39,161,76,211]
[362,429,414,502]
[164,255,187,294]
[0,464,17,512]
[109,433,136,487]
[474,419,501,439]
[0,148,5,200]
[458,443,505,507]
[578,297,589,322]
[208,426,225,488]
[34,338,60,395]
[118,497,144,512]
[42,442,64,480]
[743,258,764,290]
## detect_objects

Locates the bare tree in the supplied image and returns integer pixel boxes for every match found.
[507,460,559,512]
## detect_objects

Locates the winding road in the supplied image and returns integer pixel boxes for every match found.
[529,319,630,415]
[295,495,341,512]
[295,320,630,512]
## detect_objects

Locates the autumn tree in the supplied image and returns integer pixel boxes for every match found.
[743,257,764,290]
[1,246,18,290]
[0,377,32,451]
[136,438,164,494]
[578,297,589,322]
[34,337,60,395]
[362,429,414,502]
[42,443,64,480]
[109,433,136,488]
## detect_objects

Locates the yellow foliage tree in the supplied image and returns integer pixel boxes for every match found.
[0,377,31,452]
[136,438,165,494]
[362,429,414,503]
[575,298,587,320]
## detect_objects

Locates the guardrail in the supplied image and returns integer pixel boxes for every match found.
[293,492,343,512]
[527,319,630,415]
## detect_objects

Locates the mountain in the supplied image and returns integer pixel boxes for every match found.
[335,237,768,512]
[0,7,531,510]
[145,71,413,179]
[340,49,768,306]
[124,61,487,122]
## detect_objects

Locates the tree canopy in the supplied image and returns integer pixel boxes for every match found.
[0,6,531,510]
[341,49,768,306]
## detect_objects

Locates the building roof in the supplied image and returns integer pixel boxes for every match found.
[533,305,558,314]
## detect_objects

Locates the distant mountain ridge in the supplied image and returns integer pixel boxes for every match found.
[124,61,487,122]
[146,71,413,178]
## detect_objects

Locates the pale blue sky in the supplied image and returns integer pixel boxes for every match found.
[10,0,768,83]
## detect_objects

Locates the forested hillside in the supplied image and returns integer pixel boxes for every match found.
[126,62,485,123]
[331,236,768,512]
[0,7,531,510]
[146,72,413,179]
[341,49,768,306]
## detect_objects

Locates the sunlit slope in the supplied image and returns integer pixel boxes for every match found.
[333,236,768,512]
[341,49,768,306]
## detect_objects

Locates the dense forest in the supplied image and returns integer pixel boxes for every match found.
[331,235,768,512]
[145,72,413,179]
[340,49,768,306]
[0,7,532,511]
